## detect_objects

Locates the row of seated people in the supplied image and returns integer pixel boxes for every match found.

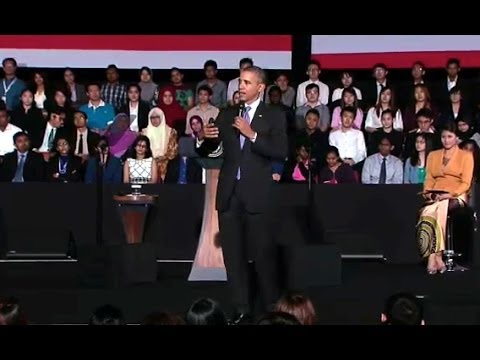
[283,106,480,184]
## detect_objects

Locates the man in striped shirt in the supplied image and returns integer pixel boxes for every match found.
[101,64,126,112]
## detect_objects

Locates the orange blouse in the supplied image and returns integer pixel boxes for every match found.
[424,147,474,197]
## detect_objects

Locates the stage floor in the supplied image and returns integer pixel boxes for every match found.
[1,260,480,325]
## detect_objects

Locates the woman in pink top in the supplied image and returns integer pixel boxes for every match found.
[330,87,364,130]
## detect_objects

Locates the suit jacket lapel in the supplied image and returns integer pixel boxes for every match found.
[250,101,265,131]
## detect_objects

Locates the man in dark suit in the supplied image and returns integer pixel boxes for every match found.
[196,66,288,323]
[434,58,471,110]
[362,63,394,110]
[0,132,45,182]
[71,111,101,158]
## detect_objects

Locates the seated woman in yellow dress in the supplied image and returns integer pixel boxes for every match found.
[417,121,474,274]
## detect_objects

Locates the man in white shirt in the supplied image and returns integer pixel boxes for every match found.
[37,109,65,154]
[328,106,366,167]
[186,85,220,135]
[0,107,21,156]
[362,137,403,184]
[295,83,330,132]
[296,60,329,107]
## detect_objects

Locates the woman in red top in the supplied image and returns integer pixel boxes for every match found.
[156,86,187,133]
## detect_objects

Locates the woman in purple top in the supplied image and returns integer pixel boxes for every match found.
[318,146,357,184]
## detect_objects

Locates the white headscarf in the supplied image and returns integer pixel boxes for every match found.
[143,107,171,158]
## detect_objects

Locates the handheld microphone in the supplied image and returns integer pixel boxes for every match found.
[208,117,215,125]
[235,102,245,136]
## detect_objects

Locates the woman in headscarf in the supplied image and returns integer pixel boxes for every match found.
[142,107,178,182]
[156,86,187,134]
[103,113,138,159]
[138,66,157,104]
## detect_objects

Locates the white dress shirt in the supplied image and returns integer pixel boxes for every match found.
[447,76,458,91]
[376,81,387,100]
[328,128,366,164]
[365,107,404,131]
[38,122,56,152]
[75,129,89,155]
[0,123,21,155]
[361,153,404,184]
[129,103,139,132]
[296,79,329,107]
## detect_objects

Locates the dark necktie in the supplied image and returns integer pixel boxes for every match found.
[379,157,387,184]
[78,134,84,154]
[13,154,25,182]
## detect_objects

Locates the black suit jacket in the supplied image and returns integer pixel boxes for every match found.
[119,101,151,131]
[196,102,287,213]
[32,124,68,151]
[45,155,82,182]
[0,150,45,182]
[361,79,395,110]
[69,129,101,156]
[433,77,471,110]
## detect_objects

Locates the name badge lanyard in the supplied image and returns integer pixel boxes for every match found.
[2,78,16,102]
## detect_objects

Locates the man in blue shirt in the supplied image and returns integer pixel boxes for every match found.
[79,83,115,132]
[0,58,26,111]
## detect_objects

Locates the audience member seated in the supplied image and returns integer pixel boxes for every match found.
[45,88,75,132]
[185,298,228,326]
[404,108,441,158]
[434,58,469,110]
[156,86,187,133]
[267,86,295,134]
[137,66,157,105]
[103,113,137,159]
[9,89,44,136]
[0,297,28,325]
[365,86,403,133]
[363,63,393,110]
[274,292,317,325]
[141,312,186,325]
[45,136,82,183]
[0,57,26,111]
[381,293,424,325]
[63,67,87,110]
[292,142,315,183]
[168,67,194,111]
[256,311,301,325]
[29,71,50,117]
[318,146,356,184]
[459,139,480,183]
[293,109,329,167]
[0,107,22,157]
[295,83,330,132]
[70,111,101,176]
[34,108,66,161]
[101,64,127,112]
[85,136,122,184]
[367,109,404,158]
[328,106,367,172]
[185,85,219,136]
[330,71,362,105]
[88,304,125,325]
[362,136,403,184]
[142,107,178,183]
[79,82,116,133]
[265,72,295,108]
[330,87,364,130]
[227,57,254,106]
[404,133,433,184]
[296,60,329,107]
[118,83,151,133]
[123,135,158,184]
[231,91,240,107]
[438,86,473,130]
[0,132,45,182]
[397,61,430,111]
[456,117,475,143]
[195,60,227,109]
[403,84,439,133]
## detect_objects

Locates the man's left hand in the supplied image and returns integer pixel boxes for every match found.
[233,116,255,139]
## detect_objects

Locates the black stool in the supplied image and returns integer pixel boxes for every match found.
[444,200,477,272]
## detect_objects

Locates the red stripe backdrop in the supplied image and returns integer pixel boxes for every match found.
[0,35,292,52]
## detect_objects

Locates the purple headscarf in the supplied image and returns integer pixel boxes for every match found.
[103,113,138,158]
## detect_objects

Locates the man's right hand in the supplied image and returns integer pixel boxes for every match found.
[201,123,219,140]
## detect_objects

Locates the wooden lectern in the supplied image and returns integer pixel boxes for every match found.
[113,187,157,244]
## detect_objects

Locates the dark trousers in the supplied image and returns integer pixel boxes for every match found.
[218,183,279,314]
